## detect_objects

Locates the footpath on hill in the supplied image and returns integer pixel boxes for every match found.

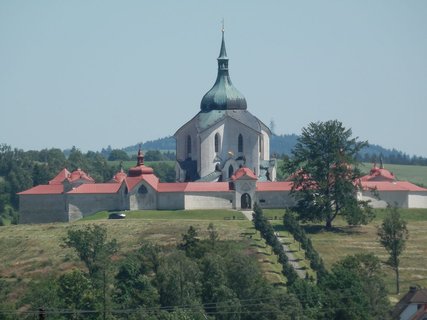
[240,210,306,279]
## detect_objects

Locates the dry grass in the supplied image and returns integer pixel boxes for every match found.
[308,216,427,298]
[0,218,252,280]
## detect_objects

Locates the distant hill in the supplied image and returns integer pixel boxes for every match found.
[122,137,175,154]
[118,135,427,166]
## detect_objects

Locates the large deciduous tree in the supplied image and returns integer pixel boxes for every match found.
[377,205,409,294]
[286,120,373,229]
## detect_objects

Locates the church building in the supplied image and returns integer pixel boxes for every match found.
[174,29,276,183]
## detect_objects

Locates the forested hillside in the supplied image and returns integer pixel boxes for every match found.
[118,135,427,166]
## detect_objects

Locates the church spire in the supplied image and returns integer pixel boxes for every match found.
[137,145,144,166]
[218,26,228,62]
[200,27,247,112]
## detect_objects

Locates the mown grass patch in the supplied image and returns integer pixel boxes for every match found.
[82,209,246,221]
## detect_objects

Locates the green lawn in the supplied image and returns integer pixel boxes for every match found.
[82,209,246,221]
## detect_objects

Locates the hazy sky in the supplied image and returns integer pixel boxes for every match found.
[1,1,426,156]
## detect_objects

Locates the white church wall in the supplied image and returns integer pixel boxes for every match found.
[157,192,185,210]
[200,122,225,178]
[184,192,233,209]
[67,193,124,220]
[19,194,68,223]
[408,192,427,208]
[175,121,199,162]
[359,191,409,208]
[261,130,270,161]
[255,191,295,209]
[129,182,157,210]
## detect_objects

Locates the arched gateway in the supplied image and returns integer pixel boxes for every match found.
[241,193,251,209]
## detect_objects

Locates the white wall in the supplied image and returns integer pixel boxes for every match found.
[19,194,68,223]
[256,191,295,209]
[184,192,233,209]
[129,182,157,210]
[157,192,185,210]
[408,192,427,208]
[68,193,123,220]
[359,191,409,208]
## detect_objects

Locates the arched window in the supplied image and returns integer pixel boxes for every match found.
[228,165,234,178]
[238,134,243,153]
[138,185,148,194]
[214,133,220,153]
[186,135,192,156]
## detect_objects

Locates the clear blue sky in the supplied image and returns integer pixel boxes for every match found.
[1,1,426,156]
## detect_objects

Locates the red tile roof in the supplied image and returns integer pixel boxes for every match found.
[232,167,257,180]
[111,169,127,183]
[125,174,159,192]
[157,182,231,193]
[67,183,122,194]
[361,181,427,192]
[18,184,64,195]
[361,164,396,182]
[69,169,95,183]
[48,168,71,185]
[257,181,293,191]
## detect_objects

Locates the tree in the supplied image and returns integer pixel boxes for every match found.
[67,146,88,171]
[63,225,118,277]
[114,254,159,309]
[377,205,409,294]
[178,226,204,258]
[207,223,219,249]
[63,225,118,319]
[333,254,390,319]
[144,150,164,161]
[286,120,373,229]
[156,251,202,308]
[57,269,99,318]
[107,149,130,161]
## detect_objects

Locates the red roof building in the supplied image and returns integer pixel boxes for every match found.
[17,159,427,224]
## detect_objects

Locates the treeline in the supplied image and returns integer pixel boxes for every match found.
[252,204,298,284]
[101,148,175,162]
[357,151,427,166]
[252,206,391,320]
[0,224,304,319]
[283,212,326,277]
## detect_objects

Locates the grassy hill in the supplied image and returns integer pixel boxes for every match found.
[2,207,427,304]
[0,210,286,303]
[263,208,427,301]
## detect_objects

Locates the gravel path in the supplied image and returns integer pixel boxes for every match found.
[241,210,306,279]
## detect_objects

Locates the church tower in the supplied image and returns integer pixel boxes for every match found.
[174,29,276,182]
